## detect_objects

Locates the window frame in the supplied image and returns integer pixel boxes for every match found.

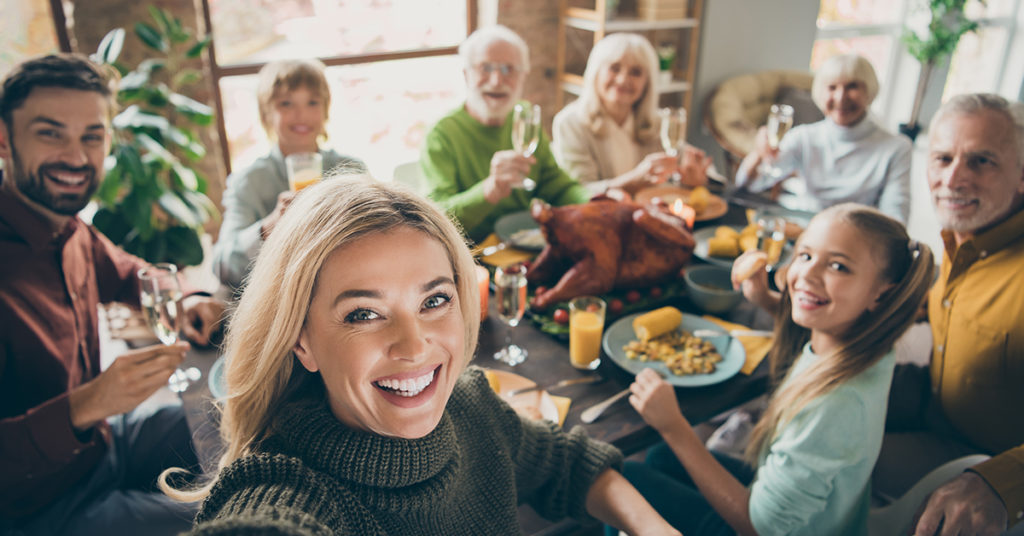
[197,0,477,174]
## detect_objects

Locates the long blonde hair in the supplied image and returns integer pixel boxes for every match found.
[578,33,660,144]
[745,203,934,464]
[161,176,480,501]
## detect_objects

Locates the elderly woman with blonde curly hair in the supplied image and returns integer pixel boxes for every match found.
[735,53,912,223]
[162,177,678,535]
[553,33,709,195]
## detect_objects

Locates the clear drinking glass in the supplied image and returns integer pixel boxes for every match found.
[285,152,324,192]
[758,104,794,179]
[511,102,541,191]
[493,263,528,366]
[137,263,200,393]
[569,296,606,370]
[659,107,687,184]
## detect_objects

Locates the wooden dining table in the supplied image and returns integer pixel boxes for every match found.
[178,188,787,536]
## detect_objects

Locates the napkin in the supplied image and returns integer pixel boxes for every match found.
[551,396,570,427]
[475,234,535,268]
[702,315,773,375]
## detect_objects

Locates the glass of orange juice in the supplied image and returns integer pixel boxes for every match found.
[286,152,323,191]
[569,296,606,370]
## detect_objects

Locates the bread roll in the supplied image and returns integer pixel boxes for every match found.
[708,236,740,258]
[714,226,739,240]
[632,306,683,342]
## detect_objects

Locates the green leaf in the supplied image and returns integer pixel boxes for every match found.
[134,21,167,52]
[136,133,178,167]
[113,105,170,131]
[171,161,199,191]
[168,93,214,125]
[172,68,202,88]
[94,28,126,64]
[96,165,123,205]
[183,189,220,222]
[148,6,173,38]
[158,191,200,227]
[185,37,211,59]
[164,226,205,266]
[167,127,205,160]
[92,207,131,244]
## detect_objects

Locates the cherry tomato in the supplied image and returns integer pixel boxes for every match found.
[608,299,624,315]
[649,286,663,299]
[626,290,642,303]
[553,309,569,324]
[586,303,601,313]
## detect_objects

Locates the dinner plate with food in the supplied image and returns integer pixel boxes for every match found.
[634,185,728,222]
[602,307,745,387]
[494,211,546,251]
[693,224,794,269]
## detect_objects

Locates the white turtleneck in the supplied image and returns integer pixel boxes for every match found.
[736,117,912,223]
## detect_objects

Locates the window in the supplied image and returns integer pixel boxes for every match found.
[202,0,474,181]
[811,0,1023,128]
[0,0,64,85]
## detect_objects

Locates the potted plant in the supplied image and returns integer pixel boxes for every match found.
[91,6,219,266]
[898,0,980,141]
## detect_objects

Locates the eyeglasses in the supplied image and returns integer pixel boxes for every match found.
[474,62,519,77]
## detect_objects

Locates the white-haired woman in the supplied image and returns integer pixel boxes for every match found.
[736,53,912,223]
[164,178,679,535]
[553,33,709,195]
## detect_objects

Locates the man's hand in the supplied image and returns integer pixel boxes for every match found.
[677,145,711,187]
[483,150,535,203]
[181,295,224,346]
[914,471,1008,536]
[68,342,189,430]
[259,190,297,240]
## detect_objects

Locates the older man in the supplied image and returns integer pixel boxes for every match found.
[876,93,1024,535]
[0,54,223,535]
[420,25,589,242]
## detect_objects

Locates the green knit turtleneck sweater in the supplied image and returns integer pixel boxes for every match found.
[191,367,622,535]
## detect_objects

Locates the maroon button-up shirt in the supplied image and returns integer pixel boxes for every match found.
[0,186,148,518]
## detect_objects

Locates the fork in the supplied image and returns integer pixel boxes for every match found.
[579,388,631,424]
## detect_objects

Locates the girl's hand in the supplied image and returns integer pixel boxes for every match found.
[753,126,779,160]
[629,368,689,434]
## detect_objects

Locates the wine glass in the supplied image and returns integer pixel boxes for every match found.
[137,263,201,393]
[493,263,528,366]
[758,103,794,179]
[511,102,541,192]
[659,107,687,184]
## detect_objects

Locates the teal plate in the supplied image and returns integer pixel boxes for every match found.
[602,312,746,387]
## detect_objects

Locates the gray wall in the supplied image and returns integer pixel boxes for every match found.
[689,0,821,173]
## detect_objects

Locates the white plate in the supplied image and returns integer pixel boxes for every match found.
[488,369,560,423]
[494,211,546,251]
[208,355,226,399]
[602,312,745,387]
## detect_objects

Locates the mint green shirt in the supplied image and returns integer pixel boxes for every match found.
[749,344,896,536]
[420,106,590,242]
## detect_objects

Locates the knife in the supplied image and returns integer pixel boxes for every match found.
[506,375,603,397]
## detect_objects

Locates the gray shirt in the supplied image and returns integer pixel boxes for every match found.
[211,146,364,290]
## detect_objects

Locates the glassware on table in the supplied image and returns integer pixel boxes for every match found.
[757,104,794,180]
[137,263,200,393]
[493,263,528,366]
[285,152,324,192]
[755,211,787,267]
[475,264,490,322]
[511,102,540,192]
[569,296,606,370]
[658,107,687,184]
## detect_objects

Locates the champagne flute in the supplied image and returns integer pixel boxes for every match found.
[511,102,541,192]
[493,263,528,366]
[659,107,687,184]
[758,104,794,179]
[137,263,200,393]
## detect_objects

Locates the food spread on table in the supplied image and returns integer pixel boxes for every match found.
[706,224,758,259]
[527,198,694,310]
[622,307,723,376]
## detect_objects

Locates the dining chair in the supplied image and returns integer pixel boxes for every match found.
[392,161,427,196]
[868,454,991,536]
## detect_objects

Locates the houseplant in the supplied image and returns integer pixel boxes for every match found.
[91,6,218,266]
[898,0,980,141]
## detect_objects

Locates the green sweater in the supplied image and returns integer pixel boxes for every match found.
[191,367,622,535]
[420,105,590,242]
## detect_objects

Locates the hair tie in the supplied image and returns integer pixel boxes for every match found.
[908,239,920,260]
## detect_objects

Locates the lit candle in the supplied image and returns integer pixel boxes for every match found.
[475,265,490,321]
[671,199,696,229]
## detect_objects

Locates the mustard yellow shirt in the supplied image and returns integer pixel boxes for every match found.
[929,208,1024,524]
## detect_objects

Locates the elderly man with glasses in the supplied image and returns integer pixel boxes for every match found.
[420,25,589,242]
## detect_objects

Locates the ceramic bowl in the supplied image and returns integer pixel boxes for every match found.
[684,264,742,314]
